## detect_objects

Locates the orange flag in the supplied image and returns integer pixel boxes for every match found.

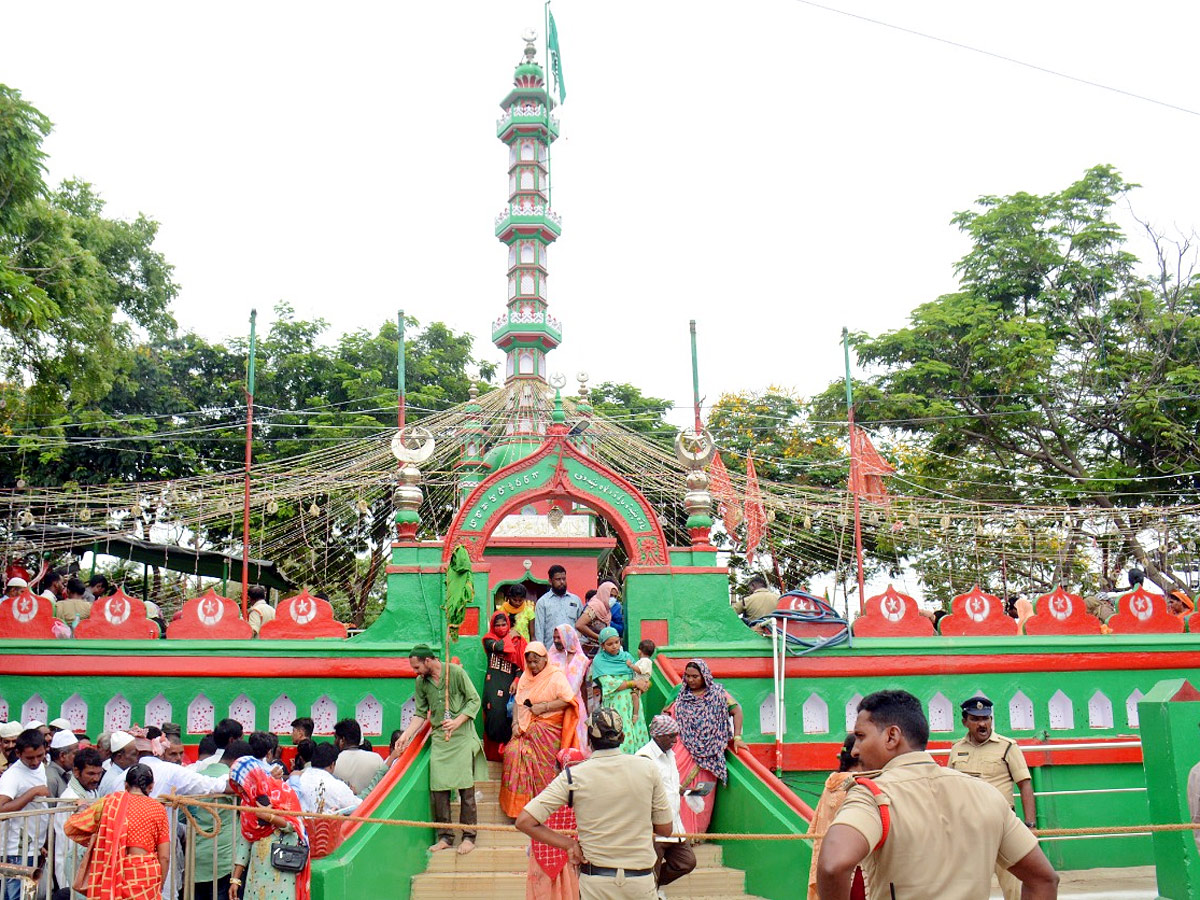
[709,451,743,531]
[848,426,895,506]
[744,452,767,563]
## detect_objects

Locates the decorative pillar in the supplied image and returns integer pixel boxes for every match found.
[456,385,489,505]
[493,31,562,389]
[676,429,716,549]
[391,426,435,541]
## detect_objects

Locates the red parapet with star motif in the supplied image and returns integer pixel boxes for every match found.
[167,588,252,640]
[938,585,1018,636]
[75,589,159,640]
[258,590,348,640]
[1023,587,1101,635]
[0,590,56,639]
[1106,587,1184,634]
[852,585,934,637]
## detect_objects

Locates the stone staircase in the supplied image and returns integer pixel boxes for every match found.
[410,762,766,900]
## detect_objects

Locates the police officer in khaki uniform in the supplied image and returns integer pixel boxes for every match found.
[516,708,673,899]
[817,690,1058,900]
[948,694,1037,900]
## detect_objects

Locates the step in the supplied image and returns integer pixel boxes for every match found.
[411,869,752,900]
[424,843,724,873]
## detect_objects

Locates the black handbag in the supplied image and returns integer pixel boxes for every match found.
[270,839,309,873]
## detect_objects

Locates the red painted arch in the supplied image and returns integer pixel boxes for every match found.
[442,429,670,567]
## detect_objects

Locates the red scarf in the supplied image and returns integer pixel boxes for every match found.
[229,762,311,900]
[484,612,526,668]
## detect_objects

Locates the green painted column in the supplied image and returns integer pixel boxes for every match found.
[1138,678,1200,899]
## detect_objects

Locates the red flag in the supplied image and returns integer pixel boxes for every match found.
[709,451,743,531]
[848,426,895,506]
[744,452,767,563]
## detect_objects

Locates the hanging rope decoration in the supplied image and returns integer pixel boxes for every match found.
[0,383,1195,599]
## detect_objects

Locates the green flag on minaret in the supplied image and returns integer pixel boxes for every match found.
[548,9,566,104]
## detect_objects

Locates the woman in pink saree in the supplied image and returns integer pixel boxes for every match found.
[548,623,590,750]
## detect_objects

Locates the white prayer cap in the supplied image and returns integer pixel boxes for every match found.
[48,718,72,731]
[50,731,78,749]
[0,722,22,739]
[109,731,135,752]
[24,720,45,731]
[6,577,28,588]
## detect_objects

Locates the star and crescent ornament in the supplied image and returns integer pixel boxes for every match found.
[674,428,715,467]
[390,425,435,464]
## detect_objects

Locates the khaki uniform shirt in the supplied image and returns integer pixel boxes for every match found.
[947,731,1031,807]
[56,597,91,623]
[248,600,276,635]
[831,751,1038,900]
[732,588,780,620]
[524,747,673,869]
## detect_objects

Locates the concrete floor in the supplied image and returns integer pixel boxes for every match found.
[989,866,1158,899]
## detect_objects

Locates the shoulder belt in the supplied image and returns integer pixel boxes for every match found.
[1000,740,1016,781]
[566,765,575,808]
[853,775,890,851]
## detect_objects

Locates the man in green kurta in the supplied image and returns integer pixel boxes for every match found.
[396,643,485,855]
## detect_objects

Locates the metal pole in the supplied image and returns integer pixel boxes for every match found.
[689,320,702,433]
[241,308,257,618]
[397,310,406,432]
[843,327,866,613]
[544,1,552,209]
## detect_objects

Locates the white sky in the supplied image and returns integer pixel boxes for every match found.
[4,1,1200,422]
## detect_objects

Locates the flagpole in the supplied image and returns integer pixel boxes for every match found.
[397,310,406,432]
[544,1,553,209]
[241,309,257,618]
[689,319,702,433]
[843,327,866,614]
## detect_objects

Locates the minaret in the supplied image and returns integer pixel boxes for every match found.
[493,31,561,388]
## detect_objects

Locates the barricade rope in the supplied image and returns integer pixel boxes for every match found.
[161,795,1200,842]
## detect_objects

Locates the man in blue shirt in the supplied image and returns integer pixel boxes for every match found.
[532,564,583,646]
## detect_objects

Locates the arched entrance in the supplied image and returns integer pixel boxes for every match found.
[442,429,670,567]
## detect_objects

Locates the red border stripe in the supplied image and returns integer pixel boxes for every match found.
[666,651,1200,678]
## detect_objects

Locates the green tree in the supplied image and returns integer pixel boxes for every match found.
[584,382,675,442]
[817,165,1200,595]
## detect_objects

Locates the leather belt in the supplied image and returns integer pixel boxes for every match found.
[579,864,654,877]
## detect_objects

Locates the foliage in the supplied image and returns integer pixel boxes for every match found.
[584,381,675,442]
[812,165,1200,595]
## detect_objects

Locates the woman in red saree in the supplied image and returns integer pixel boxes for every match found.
[499,642,578,818]
[525,748,586,900]
[65,764,170,900]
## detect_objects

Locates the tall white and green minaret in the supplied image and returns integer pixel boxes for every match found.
[492,30,562,388]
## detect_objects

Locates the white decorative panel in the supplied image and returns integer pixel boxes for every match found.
[1126,689,1144,729]
[187,694,215,734]
[0,696,9,724]
[312,696,337,736]
[356,695,383,736]
[103,695,131,733]
[759,693,786,736]
[845,694,863,733]
[1088,691,1113,729]
[229,694,256,733]
[21,693,48,725]
[269,695,297,734]
[1048,690,1074,730]
[1008,691,1034,731]
[400,696,417,732]
[928,692,953,732]
[61,694,88,732]
[802,693,828,735]
[144,694,171,730]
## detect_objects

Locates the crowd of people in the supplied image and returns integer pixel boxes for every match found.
[0,711,405,900]
[398,564,747,899]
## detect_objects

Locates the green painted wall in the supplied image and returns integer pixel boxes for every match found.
[311,743,434,900]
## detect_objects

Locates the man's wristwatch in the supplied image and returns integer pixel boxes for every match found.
[1024,820,1037,828]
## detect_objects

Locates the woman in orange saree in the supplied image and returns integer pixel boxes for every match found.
[498,642,578,818]
[65,764,170,900]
